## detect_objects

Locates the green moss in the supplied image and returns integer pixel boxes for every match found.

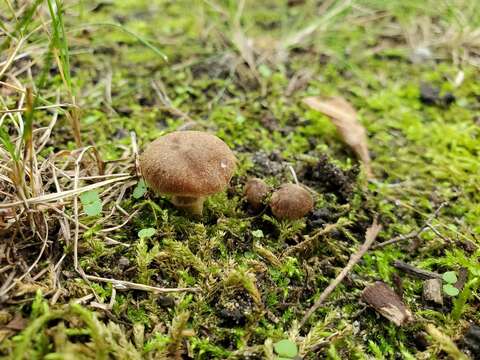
[2,0,480,358]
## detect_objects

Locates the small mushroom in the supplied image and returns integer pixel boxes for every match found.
[244,178,271,210]
[140,131,236,216]
[270,183,313,220]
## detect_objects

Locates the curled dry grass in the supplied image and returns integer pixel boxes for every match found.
[0,2,195,308]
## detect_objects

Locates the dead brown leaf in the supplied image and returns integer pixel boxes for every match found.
[302,96,374,179]
[4,314,28,331]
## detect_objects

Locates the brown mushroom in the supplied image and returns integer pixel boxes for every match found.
[244,178,271,210]
[270,183,313,220]
[140,131,236,216]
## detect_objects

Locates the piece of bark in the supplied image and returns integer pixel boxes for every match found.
[422,278,443,305]
[454,267,468,291]
[362,281,413,326]
[393,260,442,280]
[392,272,404,300]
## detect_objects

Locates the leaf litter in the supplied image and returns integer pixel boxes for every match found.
[303,96,374,179]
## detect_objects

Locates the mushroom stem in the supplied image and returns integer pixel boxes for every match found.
[171,196,205,216]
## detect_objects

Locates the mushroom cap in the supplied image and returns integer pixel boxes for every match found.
[140,131,236,197]
[270,183,314,220]
[244,178,270,209]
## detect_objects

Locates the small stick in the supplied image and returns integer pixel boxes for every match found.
[393,260,442,280]
[84,274,200,294]
[454,267,468,291]
[130,131,140,177]
[372,230,423,249]
[299,219,382,328]
[373,202,447,249]
[288,165,299,185]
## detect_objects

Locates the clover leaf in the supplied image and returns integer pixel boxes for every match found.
[273,339,298,358]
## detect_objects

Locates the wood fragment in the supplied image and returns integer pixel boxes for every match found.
[392,272,404,300]
[393,260,442,280]
[362,281,413,326]
[423,278,443,305]
[454,267,468,291]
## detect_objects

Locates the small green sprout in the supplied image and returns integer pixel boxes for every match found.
[273,339,298,359]
[138,227,156,239]
[251,229,264,238]
[133,179,147,199]
[79,190,102,216]
[442,271,459,297]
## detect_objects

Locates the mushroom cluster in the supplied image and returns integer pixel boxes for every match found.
[140,131,313,221]
[140,131,236,216]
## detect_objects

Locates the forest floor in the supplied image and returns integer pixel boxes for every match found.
[0,1,479,359]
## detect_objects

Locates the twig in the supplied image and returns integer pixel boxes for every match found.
[288,165,299,185]
[426,223,450,242]
[130,131,140,177]
[393,260,442,280]
[372,230,423,249]
[299,219,382,328]
[373,202,447,249]
[83,274,200,294]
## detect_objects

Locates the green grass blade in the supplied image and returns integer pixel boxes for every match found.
[76,22,168,62]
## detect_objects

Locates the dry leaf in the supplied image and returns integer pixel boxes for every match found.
[303,96,373,178]
[4,314,28,331]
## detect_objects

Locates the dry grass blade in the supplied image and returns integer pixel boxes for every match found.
[83,275,200,294]
[303,96,373,179]
[0,175,132,209]
[281,0,352,50]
